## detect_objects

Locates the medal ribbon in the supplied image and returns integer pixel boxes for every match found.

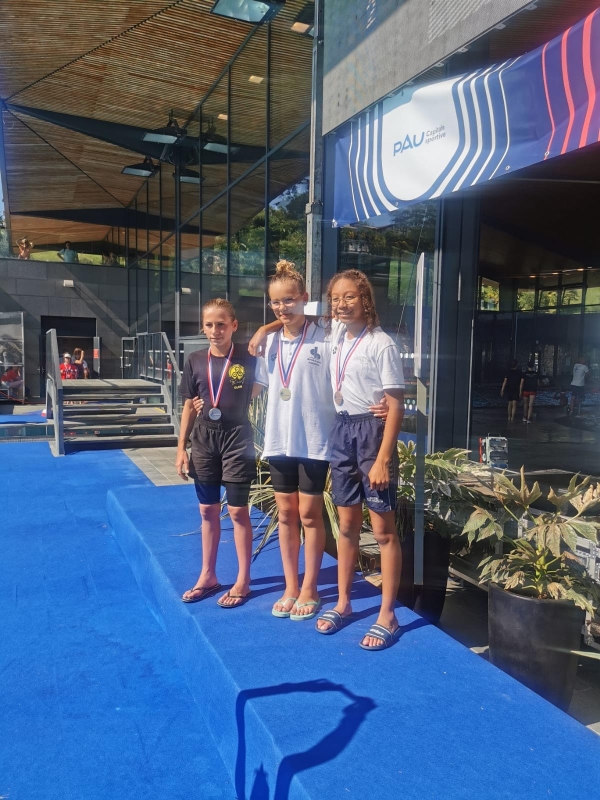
[208,343,234,409]
[335,326,368,392]
[277,322,309,389]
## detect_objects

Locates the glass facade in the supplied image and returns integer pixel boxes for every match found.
[336,202,438,431]
[105,8,312,344]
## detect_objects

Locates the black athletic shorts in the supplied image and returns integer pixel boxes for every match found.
[189,419,256,486]
[268,456,329,495]
[505,391,519,402]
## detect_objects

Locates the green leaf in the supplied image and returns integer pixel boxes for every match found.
[568,520,599,543]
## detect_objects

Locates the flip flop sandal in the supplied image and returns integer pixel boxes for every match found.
[359,623,401,651]
[290,600,322,621]
[217,590,252,609]
[181,583,222,604]
[315,609,350,635]
[272,597,299,618]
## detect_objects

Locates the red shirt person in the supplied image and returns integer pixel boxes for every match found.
[60,354,78,380]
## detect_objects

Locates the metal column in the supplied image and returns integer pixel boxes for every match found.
[305,0,324,300]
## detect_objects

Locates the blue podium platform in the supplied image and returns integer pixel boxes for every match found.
[108,484,600,800]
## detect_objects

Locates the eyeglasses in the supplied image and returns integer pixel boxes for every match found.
[268,294,303,310]
[331,294,360,306]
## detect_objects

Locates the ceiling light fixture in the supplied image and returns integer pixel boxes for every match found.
[143,111,187,144]
[179,168,204,185]
[291,3,314,36]
[217,113,228,120]
[122,157,159,177]
[248,75,264,84]
[211,0,284,24]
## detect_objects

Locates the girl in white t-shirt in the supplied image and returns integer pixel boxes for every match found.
[315,270,405,651]
[255,261,334,621]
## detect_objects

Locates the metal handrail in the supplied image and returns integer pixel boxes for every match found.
[45,329,64,456]
[122,332,182,435]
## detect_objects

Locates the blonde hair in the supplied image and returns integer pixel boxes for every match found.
[269,259,305,294]
[201,297,236,321]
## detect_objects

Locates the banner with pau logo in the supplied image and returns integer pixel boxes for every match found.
[331,8,600,226]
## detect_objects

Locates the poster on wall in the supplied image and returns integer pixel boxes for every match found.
[332,8,600,226]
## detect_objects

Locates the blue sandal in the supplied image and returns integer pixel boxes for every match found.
[315,610,350,635]
[359,623,401,651]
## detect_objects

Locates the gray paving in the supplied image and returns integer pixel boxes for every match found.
[124,445,181,485]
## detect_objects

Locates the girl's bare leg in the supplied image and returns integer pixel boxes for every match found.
[293,492,326,615]
[218,504,253,606]
[181,503,221,600]
[272,491,301,613]
[361,509,401,648]
[316,504,362,631]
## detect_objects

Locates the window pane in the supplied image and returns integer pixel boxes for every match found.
[201,75,229,208]
[561,286,582,306]
[270,5,313,148]
[480,277,500,311]
[268,127,310,273]
[230,26,267,182]
[230,165,266,338]
[201,196,228,301]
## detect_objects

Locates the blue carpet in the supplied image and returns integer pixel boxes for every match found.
[108,484,600,800]
[0,443,234,800]
[0,411,46,423]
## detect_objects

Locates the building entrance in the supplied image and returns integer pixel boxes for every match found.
[471,144,600,476]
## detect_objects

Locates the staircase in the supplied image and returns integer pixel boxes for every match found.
[45,329,181,456]
[61,379,178,452]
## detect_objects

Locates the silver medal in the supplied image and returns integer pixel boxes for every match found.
[279,388,292,401]
[334,390,344,405]
[208,407,222,421]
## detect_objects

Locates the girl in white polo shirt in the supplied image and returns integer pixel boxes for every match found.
[259,261,334,621]
[315,269,405,651]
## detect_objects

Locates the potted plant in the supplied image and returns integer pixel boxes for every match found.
[464,470,600,710]
[395,442,491,622]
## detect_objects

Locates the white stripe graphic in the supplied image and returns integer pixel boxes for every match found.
[372,105,397,212]
[490,57,521,179]
[362,113,379,216]
[471,61,510,186]
[431,70,479,198]
[354,116,369,220]
[454,66,495,191]
[348,121,359,221]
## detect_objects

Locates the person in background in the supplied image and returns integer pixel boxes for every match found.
[72,348,90,379]
[569,355,590,415]
[1,365,24,399]
[57,241,79,263]
[16,238,34,259]
[500,359,521,423]
[59,353,78,381]
[520,361,539,424]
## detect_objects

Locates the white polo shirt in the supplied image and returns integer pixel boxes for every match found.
[330,325,405,415]
[261,322,335,461]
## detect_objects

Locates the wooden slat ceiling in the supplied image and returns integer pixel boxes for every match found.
[0,0,313,250]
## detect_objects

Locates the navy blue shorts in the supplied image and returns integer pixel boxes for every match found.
[194,481,251,507]
[329,413,398,513]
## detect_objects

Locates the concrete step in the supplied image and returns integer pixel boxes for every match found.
[62,403,168,415]
[65,433,177,452]
[65,423,174,438]
[63,392,164,402]
[64,414,170,427]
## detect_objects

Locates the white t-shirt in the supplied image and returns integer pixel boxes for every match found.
[330,325,405,415]
[571,363,589,387]
[261,322,335,460]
